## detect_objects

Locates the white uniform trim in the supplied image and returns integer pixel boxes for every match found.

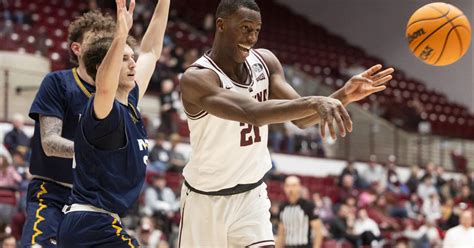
[62,203,121,223]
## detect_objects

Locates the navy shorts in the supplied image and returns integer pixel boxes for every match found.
[57,211,139,248]
[21,179,71,248]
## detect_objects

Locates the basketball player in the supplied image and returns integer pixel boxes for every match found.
[178,0,394,247]
[57,0,169,246]
[22,11,115,248]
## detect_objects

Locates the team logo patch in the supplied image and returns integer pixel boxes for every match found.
[256,73,266,81]
[252,63,264,73]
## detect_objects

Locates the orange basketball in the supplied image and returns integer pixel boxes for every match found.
[406,2,471,66]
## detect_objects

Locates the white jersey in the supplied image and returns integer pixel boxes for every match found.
[183,50,272,192]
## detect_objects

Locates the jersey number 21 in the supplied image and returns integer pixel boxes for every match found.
[240,122,261,147]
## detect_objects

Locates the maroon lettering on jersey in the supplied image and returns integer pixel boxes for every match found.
[239,123,262,147]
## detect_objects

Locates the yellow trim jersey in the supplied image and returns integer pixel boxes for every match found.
[183,50,272,192]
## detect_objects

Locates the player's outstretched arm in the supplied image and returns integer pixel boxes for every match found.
[39,116,74,158]
[135,0,170,101]
[94,0,135,119]
[257,49,393,129]
[180,69,352,139]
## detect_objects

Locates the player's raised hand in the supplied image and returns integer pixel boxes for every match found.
[116,0,135,34]
[312,96,352,140]
[343,64,394,103]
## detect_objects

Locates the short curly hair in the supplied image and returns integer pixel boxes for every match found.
[83,35,137,81]
[67,10,116,65]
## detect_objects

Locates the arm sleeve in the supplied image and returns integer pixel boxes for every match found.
[305,202,319,220]
[29,73,67,121]
[82,97,125,150]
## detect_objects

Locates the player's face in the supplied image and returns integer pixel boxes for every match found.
[119,45,136,89]
[220,7,261,63]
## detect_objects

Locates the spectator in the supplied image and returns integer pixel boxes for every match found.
[330,204,359,247]
[443,209,474,248]
[434,165,447,189]
[360,155,386,189]
[357,185,377,208]
[338,161,360,188]
[167,134,187,173]
[3,113,30,154]
[417,175,438,201]
[158,79,180,134]
[385,155,409,195]
[336,174,359,204]
[454,185,474,208]
[451,149,468,173]
[136,216,169,248]
[143,174,178,217]
[440,198,459,230]
[420,162,436,183]
[148,133,170,172]
[421,193,442,221]
[0,154,21,225]
[277,176,323,248]
[143,174,178,239]
[353,208,382,246]
[406,165,421,193]
[386,155,400,187]
[468,170,474,191]
[403,218,441,248]
[0,235,15,248]
[405,193,422,220]
[369,195,399,230]
[313,193,333,222]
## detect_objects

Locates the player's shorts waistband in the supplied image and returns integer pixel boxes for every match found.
[184,178,264,196]
[31,175,73,188]
[62,203,121,223]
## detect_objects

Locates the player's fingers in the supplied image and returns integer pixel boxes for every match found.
[326,115,337,140]
[128,0,136,14]
[373,75,392,86]
[338,104,352,132]
[320,119,326,139]
[368,85,387,95]
[361,64,382,77]
[333,109,346,137]
[371,68,394,82]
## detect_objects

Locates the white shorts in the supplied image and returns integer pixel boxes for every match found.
[178,182,275,248]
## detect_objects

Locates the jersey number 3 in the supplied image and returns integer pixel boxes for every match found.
[240,122,261,146]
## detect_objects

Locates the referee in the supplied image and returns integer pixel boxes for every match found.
[277,176,323,248]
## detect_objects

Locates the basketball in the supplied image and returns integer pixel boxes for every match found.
[406,2,472,66]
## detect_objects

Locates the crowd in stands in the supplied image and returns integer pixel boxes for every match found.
[268,156,474,247]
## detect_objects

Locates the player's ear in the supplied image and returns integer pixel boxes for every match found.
[71,42,81,58]
[216,17,225,32]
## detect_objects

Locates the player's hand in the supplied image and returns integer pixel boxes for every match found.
[116,0,135,34]
[312,96,352,140]
[343,64,394,103]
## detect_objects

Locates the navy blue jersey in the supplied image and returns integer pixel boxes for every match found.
[29,68,95,184]
[70,85,149,215]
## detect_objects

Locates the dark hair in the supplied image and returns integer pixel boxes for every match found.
[83,35,137,81]
[216,0,260,18]
[67,10,116,65]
